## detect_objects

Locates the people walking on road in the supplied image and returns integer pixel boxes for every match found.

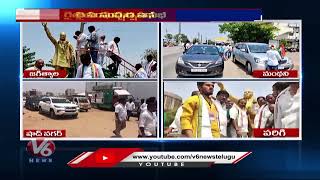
[138,97,157,137]
[125,99,135,121]
[113,98,127,137]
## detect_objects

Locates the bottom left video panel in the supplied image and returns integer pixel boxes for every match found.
[21,81,158,140]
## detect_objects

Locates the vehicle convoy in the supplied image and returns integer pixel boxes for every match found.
[25,96,41,111]
[233,42,294,74]
[38,97,79,119]
[175,44,224,77]
[92,86,134,110]
[71,96,91,112]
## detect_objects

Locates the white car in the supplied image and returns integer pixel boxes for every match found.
[39,97,79,119]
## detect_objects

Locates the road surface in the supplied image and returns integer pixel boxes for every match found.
[163,46,300,78]
[23,108,141,138]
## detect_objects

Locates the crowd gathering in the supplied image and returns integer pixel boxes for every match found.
[25,23,157,79]
[113,97,157,138]
[165,82,300,138]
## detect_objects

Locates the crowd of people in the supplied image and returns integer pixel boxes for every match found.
[25,23,157,79]
[164,82,300,138]
[113,97,157,138]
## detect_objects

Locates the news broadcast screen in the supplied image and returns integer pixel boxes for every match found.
[1,1,317,179]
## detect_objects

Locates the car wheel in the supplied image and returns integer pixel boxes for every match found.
[39,107,43,114]
[232,55,236,63]
[72,114,78,119]
[50,110,56,119]
[85,109,88,112]
[246,62,253,75]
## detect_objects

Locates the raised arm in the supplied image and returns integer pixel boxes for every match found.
[42,22,57,45]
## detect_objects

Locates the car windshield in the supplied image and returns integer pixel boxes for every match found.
[186,46,219,55]
[51,98,70,103]
[248,44,269,53]
[78,98,88,103]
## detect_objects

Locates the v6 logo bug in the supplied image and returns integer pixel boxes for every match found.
[26,140,56,157]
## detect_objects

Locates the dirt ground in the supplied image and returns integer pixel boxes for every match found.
[23,108,141,138]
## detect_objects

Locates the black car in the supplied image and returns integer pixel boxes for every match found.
[175,45,224,77]
[25,96,41,111]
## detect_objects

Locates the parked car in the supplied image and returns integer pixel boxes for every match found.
[25,96,41,111]
[175,44,224,77]
[38,97,79,119]
[233,42,294,74]
[72,97,91,112]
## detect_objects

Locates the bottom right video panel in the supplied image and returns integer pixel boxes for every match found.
[163,81,300,140]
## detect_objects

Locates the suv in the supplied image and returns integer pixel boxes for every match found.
[72,97,91,112]
[233,42,293,74]
[39,97,79,119]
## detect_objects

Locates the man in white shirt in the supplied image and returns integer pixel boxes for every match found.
[134,64,148,79]
[139,97,157,137]
[125,99,135,121]
[274,82,300,128]
[97,35,108,69]
[25,59,45,71]
[266,45,281,70]
[107,37,121,76]
[230,99,249,138]
[254,94,275,129]
[145,55,156,78]
[75,53,105,78]
[214,90,230,137]
[74,31,88,67]
[113,98,127,137]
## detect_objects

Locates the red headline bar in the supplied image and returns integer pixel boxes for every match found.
[23,70,67,78]
[253,128,299,138]
[252,70,298,78]
[24,130,66,138]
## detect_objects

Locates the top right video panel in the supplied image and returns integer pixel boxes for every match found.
[162,20,301,79]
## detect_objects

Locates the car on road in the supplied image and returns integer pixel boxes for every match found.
[175,44,224,77]
[38,97,79,119]
[72,97,91,112]
[233,42,294,74]
[25,96,41,111]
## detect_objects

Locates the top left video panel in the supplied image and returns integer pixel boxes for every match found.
[22,22,158,79]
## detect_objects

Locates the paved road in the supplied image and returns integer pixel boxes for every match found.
[23,108,140,138]
[162,47,300,79]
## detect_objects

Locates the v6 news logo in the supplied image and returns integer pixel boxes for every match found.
[26,140,55,164]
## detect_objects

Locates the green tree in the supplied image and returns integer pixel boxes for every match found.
[207,39,214,45]
[280,39,288,47]
[164,33,173,42]
[192,38,200,44]
[173,33,188,44]
[23,46,36,70]
[141,48,157,62]
[219,22,279,43]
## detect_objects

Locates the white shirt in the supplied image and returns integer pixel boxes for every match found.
[186,43,192,49]
[98,41,108,54]
[266,50,281,66]
[115,103,127,122]
[140,103,147,112]
[139,110,157,136]
[76,63,105,78]
[146,60,156,78]
[25,66,41,71]
[169,106,182,133]
[108,40,120,56]
[274,87,300,128]
[77,33,88,49]
[254,104,273,128]
[214,100,228,137]
[125,102,135,111]
[230,105,249,137]
[134,68,148,79]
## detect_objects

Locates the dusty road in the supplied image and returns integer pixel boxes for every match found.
[23,108,141,138]
[163,46,300,78]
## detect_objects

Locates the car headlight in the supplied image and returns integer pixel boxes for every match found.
[254,57,261,63]
[215,58,223,64]
[177,57,185,65]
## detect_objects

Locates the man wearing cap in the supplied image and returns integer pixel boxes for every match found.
[42,22,75,72]
[180,82,220,138]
